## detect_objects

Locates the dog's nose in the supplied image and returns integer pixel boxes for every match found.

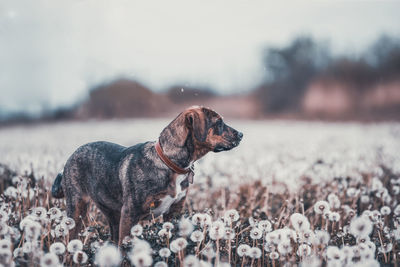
[237,131,243,140]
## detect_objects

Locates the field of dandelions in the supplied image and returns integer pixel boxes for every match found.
[0,119,399,267]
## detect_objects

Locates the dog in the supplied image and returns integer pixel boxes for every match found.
[51,106,243,245]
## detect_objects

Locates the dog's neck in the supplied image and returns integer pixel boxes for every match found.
[158,115,206,169]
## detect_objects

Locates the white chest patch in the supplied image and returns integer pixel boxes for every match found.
[152,174,188,217]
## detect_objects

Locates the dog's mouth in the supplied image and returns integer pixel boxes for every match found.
[213,137,242,153]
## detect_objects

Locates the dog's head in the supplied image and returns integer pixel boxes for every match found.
[184,106,243,153]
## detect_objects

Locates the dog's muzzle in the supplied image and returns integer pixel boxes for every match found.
[213,131,243,152]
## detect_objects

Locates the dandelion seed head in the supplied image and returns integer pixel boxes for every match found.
[237,244,251,257]
[94,244,122,267]
[179,218,194,236]
[162,222,174,231]
[190,230,204,243]
[129,251,153,267]
[159,248,171,258]
[130,224,143,237]
[349,217,373,238]
[40,253,60,267]
[269,251,279,260]
[314,200,330,215]
[290,213,310,232]
[49,242,66,255]
[67,239,83,253]
[224,209,239,224]
[183,255,200,267]
[73,251,88,264]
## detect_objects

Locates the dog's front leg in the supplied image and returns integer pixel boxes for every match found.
[118,205,137,246]
[163,196,186,222]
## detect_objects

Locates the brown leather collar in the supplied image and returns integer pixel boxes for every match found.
[155,141,193,175]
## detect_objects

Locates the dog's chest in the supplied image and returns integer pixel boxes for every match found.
[152,174,188,217]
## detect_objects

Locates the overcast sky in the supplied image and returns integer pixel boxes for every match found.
[1,0,400,114]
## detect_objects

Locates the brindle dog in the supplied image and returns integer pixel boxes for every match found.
[51,106,243,245]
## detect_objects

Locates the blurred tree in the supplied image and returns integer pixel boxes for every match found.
[258,36,330,113]
[367,35,400,79]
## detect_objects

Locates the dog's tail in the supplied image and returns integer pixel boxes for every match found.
[51,173,64,198]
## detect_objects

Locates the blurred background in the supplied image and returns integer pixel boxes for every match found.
[1,0,400,125]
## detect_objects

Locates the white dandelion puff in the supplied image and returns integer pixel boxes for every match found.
[349,217,373,238]
[94,244,122,267]
[73,251,88,264]
[314,200,330,215]
[237,244,251,257]
[131,224,143,237]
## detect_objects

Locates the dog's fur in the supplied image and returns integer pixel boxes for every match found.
[51,106,242,245]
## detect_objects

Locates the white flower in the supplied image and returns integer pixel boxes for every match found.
[299,229,315,243]
[73,251,88,264]
[183,255,200,266]
[0,211,9,223]
[378,243,393,253]
[224,209,239,224]
[209,221,225,240]
[0,223,9,236]
[314,200,330,215]
[40,253,60,267]
[0,239,11,251]
[360,195,370,204]
[237,244,251,257]
[158,228,172,239]
[95,244,122,267]
[201,243,216,259]
[132,239,152,255]
[248,247,262,259]
[49,242,66,255]
[67,239,83,253]
[269,251,279,260]
[131,224,143,236]
[191,213,204,225]
[201,214,212,228]
[349,217,373,238]
[290,213,310,232]
[297,244,311,257]
[4,186,18,199]
[58,218,74,231]
[48,207,62,220]
[327,193,340,209]
[24,220,42,240]
[277,241,291,256]
[129,251,153,267]
[190,230,204,243]
[265,231,279,245]
[341,245,354,260]
[52,223,68,238]
[257,220,272,232]
[394,204,400,216]
[31,207,47,219]
[179,218,194,236]
[326,246,344,261]
[380,206,391,216]
[170,238,188,253]
[328,212,340,222]
[346,188,360,198]
[159,248,171,258]
[314,230,330,245]
[154,262,168,267]
[250,227,263,240]
[224,228,235,240]
[162,222,174,231]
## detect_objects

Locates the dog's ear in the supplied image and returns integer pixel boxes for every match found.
[185,110,207,142]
